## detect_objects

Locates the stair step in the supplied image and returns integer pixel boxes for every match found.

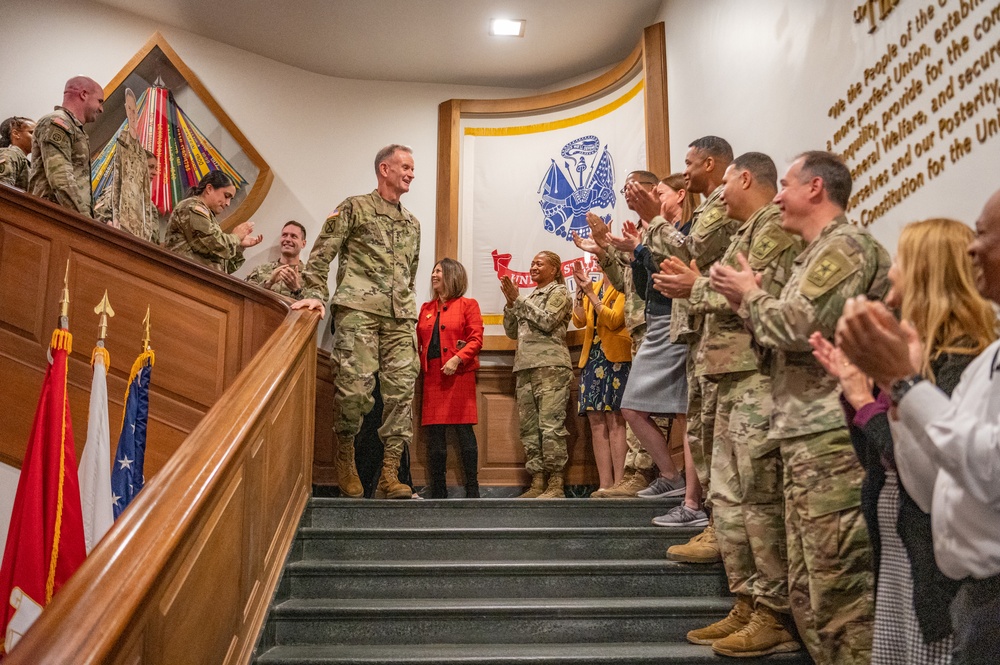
[305,497,681,529]
[269,597,735,645]
[285,559,728,599]
[257,642,812,664]
[296,526,700,561]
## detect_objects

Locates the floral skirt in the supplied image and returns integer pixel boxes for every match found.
[578,338,630,415]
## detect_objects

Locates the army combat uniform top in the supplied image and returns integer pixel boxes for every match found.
[0,145,29,190]
[503,280,573,372]
[94,131,160,244]
[28,106,92,217]
[741,215,891,440]
[245,260,302,298]
[300,190,420,320]
[163,196,245,274]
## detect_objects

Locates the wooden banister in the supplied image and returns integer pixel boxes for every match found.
[0,186,319,664]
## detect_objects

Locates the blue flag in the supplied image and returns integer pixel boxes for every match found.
[111,350,154,519]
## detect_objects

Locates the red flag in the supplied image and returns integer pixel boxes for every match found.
[0,329,87,657]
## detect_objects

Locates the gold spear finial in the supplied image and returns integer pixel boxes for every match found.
[142,306,151,352]
[94,290,115,344]
[58,260,70,328]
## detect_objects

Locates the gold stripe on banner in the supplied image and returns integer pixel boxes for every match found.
[464,79,644,137]
[482,314,505,325]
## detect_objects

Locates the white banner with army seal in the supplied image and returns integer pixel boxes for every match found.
[458,73,647,333]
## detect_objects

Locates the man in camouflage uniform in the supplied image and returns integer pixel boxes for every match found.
[573,170,659,497]
[29,76,104,217]
[627,137,742,563]
[94,90,159,243]
[711,151,889,665]
[655,153,805,656]
[245,221,307,298]
[293,145,420,500]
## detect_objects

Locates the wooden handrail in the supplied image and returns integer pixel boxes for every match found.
[6,309,318,664]
[0,186,319,664]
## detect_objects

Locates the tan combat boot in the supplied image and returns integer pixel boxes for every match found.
[604,467,654,498]
[537,473,566,499]
[518,473,547,498]
[686,594,753,645]
[666,524,722,563]
[376,457,412,500]
[712,604,802,657]
[335,436,364,498]
[592,470,632,498]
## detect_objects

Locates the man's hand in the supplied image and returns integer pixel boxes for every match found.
[709,253,761,306]
[652,256,700,299]
[276,265,302,290]
[500,275,520,306]
[608,219,641,253]
[291,297,326,318]
[442,356,461,375]
[836,296,919,391]
[624,181,660,223]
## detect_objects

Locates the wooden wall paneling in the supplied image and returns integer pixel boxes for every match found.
[312,351,336,485]
[0,223,50,344]
[642,22,670,177]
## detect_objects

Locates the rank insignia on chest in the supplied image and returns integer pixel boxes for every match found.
[808,259,841,286]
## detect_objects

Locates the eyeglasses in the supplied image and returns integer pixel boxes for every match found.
[620,181,657,194]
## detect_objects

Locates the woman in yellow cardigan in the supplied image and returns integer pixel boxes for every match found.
[571,261,632,492]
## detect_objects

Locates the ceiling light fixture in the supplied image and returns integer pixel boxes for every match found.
[490,18,526,37]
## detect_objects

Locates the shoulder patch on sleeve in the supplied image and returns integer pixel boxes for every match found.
[749,227,793,266]
[800,248,859,301]
[193,204,212,218]
[50,117,71,132]
[327,208,339,219]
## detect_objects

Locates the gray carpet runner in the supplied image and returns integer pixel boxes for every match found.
[253,497,812,664]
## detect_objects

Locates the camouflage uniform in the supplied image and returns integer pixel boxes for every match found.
[741,215,890,665]
[645,186,743,495]
[28,107,92,217]
[0,145,29,190]
[687,203,804,614]
[94,131,159,244]
[503,280,573,475]
[163,196,245,273]
[599,247,652,472]
[245,260,302,298]
[300,191,420,459]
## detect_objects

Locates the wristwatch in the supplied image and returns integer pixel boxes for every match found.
[889,373,924,405]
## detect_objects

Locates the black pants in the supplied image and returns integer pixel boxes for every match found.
[951,572,1000,665]
[425,424,479,498]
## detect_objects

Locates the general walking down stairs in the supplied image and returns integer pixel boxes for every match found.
[252,498,811,664]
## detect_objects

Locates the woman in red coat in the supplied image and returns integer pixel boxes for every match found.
[417,258,484,498]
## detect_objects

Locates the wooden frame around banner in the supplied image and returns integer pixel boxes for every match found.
[101,31,273,232]
[436,23,669,351]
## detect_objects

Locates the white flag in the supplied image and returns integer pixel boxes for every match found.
[78,350,114,553]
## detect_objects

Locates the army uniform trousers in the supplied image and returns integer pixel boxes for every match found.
[622,325,653,472]
[515,366,573,475]
[707,370,789,614]
[686,352,718,504]
[331,307,418,458]
[780,428,874,665]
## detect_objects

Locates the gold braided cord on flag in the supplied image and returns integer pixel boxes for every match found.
[50,329,72,354]
[120,350,155,427]
[90,346,110,371]
[45,341,71,603]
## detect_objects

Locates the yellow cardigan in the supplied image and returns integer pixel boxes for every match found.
[571,278,632,367]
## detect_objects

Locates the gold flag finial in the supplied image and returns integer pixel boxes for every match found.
[58,260,70,328]
[94,290,115,343]
[142,306,151,352]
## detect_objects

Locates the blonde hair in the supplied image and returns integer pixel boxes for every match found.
[897,218,998,381]
[537,250,565,285]
[660,173,700,223]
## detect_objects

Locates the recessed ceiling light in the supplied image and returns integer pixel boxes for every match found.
[490,18,526,37]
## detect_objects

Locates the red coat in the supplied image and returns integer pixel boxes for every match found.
[416,297,483,374]
[416,297,484,425]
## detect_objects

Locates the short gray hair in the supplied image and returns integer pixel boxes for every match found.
[374,144,412,175]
